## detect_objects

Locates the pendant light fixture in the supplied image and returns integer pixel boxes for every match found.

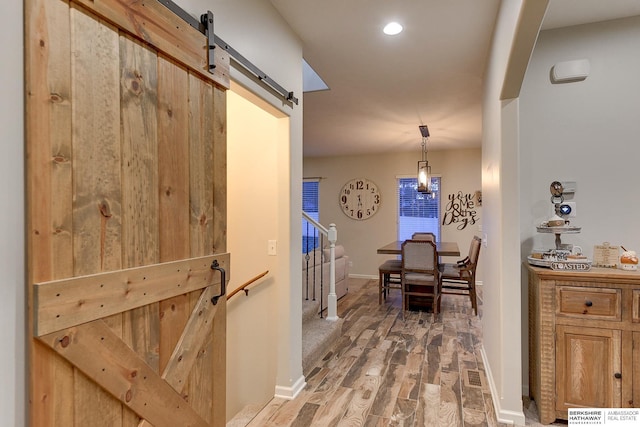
[417,125,432,194]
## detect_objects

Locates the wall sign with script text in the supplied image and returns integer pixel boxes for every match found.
[442,191,480,230]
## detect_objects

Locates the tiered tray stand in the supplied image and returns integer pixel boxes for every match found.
[527,225,592,271]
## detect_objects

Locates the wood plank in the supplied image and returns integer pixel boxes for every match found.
[439,370,462,426]
[34,254,230,336]
[119,33,159,269]
[71,5,122,274]
[157,56,190,261]
[72,0,229,87]
[369,363,406,418]
[211,84,227,427]
[187,291,215,423]
[70,7,125,425]
[309,386,353,425]
[39,320,208,427]
[188,74,215,256]
[119,36,161,427]
[416,383,440,426]
[212,86,227,254]
[25,0,76,424]
[398,350,423,401]
[162,286,220,391]
[26,0,74,283]
[210,298,227,426]
[187,72,217,422]
[157,55,192,375]
[338,375,382,426]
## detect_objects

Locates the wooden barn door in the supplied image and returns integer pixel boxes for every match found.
[26,0,230,426]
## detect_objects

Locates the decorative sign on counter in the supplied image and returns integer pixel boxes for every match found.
[593,242,619,268]
[550,261,591,271]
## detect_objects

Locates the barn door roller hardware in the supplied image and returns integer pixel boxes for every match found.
[201,11,216,73]
[210,260,226,305]
[158,0,298,105]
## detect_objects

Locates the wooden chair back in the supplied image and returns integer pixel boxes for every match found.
[401,240,440,314]
[402,239,438,272]
[411,232,436,241]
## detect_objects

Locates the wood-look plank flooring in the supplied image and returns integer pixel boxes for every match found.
[245,278,563,427]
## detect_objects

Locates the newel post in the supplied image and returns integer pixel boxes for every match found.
[326,223,339,321]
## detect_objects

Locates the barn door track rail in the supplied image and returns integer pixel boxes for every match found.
[158,0,299,105]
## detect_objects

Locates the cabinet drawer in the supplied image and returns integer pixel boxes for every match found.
[557,286,621,320]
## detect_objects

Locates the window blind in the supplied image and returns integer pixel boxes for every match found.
[302,179,320,252]
[397,176,441,241]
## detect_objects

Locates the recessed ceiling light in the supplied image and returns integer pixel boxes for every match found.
[383,22,403,36]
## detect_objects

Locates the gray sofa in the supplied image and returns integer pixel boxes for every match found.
[302,245,349,311]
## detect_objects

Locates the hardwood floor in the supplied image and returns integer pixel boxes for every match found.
[244,278,562,427]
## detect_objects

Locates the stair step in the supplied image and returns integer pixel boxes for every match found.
[226,403,265,427]
[302,316,343,374]
[302,298,322,322]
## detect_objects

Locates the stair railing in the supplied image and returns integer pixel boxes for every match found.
[302,211,339,320]
[227,270,269,300]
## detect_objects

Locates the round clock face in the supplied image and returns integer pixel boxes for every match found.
[339,178,381,220]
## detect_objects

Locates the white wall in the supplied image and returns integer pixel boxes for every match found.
[304,149,483,278]
[226,87,286,417]
[519,15,640,391]
[520,16,640,258]
[481,0,530,424]
[175,0,304,419]
[0,0,25,425]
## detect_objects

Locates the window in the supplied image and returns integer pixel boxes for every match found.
[302,179,320,252]
[397,176,441,241]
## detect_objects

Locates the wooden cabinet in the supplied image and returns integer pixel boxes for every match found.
[528,266,640,424]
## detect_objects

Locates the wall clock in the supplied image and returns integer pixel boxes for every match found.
[339,178,381,220]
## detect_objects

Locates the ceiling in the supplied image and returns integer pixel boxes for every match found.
[269,0,640,157]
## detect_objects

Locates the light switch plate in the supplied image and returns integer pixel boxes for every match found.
[268,240,277,256]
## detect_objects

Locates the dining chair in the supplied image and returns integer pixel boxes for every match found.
[401,239,440,316]
[378,259,402,304]
[438,235,482,315]
[411,232,435,241]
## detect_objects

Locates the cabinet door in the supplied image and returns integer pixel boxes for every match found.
[556,325,622,413]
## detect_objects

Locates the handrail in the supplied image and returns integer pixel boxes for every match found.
[302,210,339,321]
[227,270,269,300]
[302,211,328,235]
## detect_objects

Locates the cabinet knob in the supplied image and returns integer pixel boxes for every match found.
[614,372,622,379]
[585,300,593,307]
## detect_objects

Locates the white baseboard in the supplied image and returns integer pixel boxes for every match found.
[274,375,306,400]
[349,273,377,280]
[479,345,525,426]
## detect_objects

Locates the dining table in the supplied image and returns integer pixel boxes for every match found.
[377,240,461,311]
[377,240,460,257]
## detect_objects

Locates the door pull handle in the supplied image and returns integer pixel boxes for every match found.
[210,260,226,305]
